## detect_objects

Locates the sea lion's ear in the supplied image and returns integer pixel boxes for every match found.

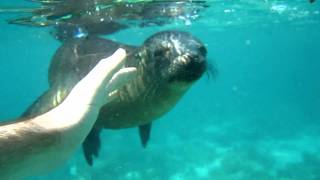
[138,123,152,148]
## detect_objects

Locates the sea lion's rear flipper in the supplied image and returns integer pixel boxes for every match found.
[138,123,152,148]
[82,128,101,166]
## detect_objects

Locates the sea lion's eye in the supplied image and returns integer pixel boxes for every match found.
[154,49,167,58]
[154,46,171,58]
[154,49,164,57]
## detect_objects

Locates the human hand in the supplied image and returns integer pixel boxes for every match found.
[64,48,137,109]
[35,48,137,132]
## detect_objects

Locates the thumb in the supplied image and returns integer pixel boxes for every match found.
[105,67,137,103]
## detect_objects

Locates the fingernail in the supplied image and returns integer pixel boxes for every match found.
[113,48,126,59]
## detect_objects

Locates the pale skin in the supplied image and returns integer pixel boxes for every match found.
[0,49,137,180]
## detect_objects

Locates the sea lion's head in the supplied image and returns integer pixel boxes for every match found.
[141,31,207,89]
[109,30,208,127]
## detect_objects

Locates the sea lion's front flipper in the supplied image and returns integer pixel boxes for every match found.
[138,123,152,148]
[82,128,101,166]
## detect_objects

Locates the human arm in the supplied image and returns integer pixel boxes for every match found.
[0,49,136,179]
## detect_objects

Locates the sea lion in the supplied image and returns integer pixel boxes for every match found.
[22,30,209,165]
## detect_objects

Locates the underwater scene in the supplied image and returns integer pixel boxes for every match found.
[0,0,320,179]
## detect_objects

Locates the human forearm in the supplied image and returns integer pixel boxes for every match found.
[0,119,61,179]
[0,49,136,179]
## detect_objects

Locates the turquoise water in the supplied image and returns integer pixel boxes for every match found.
[1,1,320,179]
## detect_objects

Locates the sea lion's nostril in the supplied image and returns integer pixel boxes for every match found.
[187,59,206,74]
[172,58,206,82]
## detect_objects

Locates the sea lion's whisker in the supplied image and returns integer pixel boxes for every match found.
[206,62,217,80]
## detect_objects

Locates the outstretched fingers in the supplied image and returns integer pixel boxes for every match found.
[64,48,135,108]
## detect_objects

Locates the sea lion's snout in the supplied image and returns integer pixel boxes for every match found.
[171,39,207,82]
[144,30,207,83]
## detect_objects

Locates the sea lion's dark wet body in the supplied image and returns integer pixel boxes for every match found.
[22,31,208,165]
